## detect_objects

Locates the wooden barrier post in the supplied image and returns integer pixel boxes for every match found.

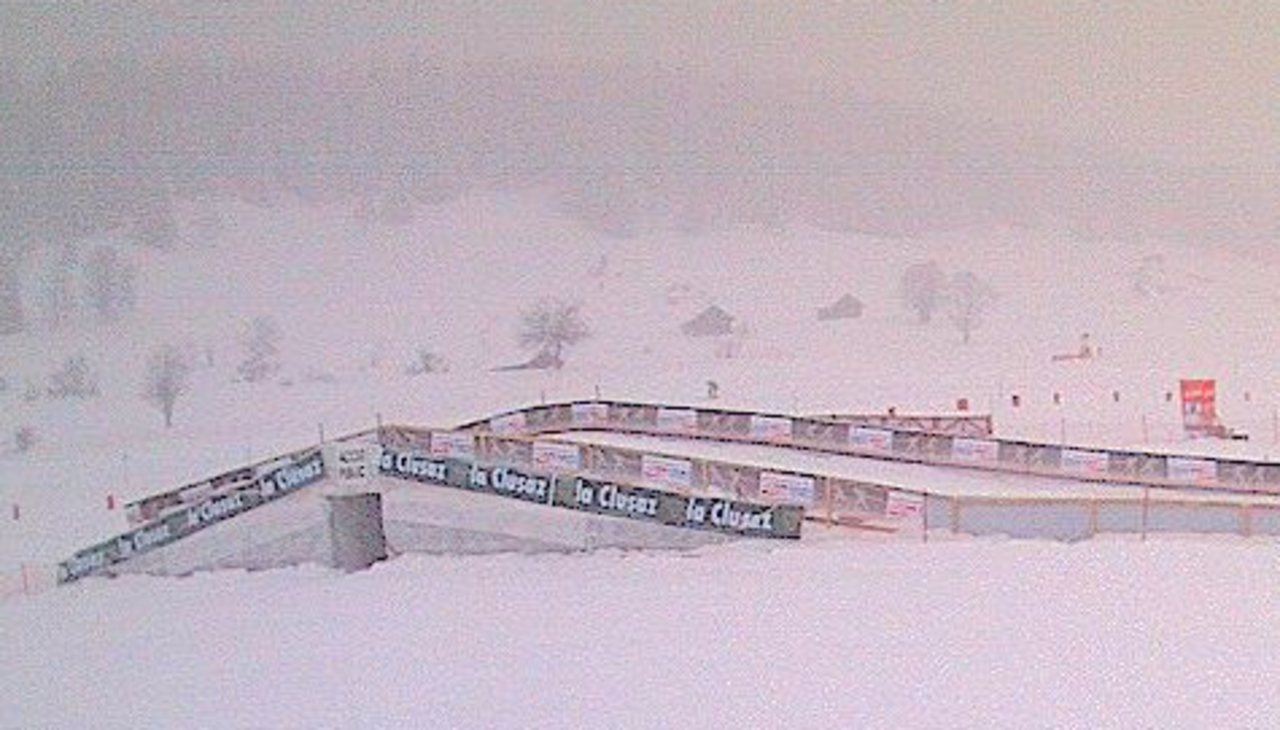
[922,490,929,544]
[1141,485,1151,542]
[823,478,835,527]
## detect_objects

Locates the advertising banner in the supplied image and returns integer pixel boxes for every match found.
[571,402,610,427]
[893,433,951,460]
[759,471,816,506]
[555,476,803,539]
[656,407,698,433]
[430,431,475,460]
[831,480,889,517]
[1060,448,1110,477]
[849,427,894,455]
[489,412,527,435]
[700,411,751,436]
[532,441,582,473]
[793,419,845,446]
[1167,456,1219,485]
[641,454,693,489]
[950,437,1001,465]
[885,491,925,519]
[1109,452,1168,480]
[1216,461,1280,490]
[704,462,760,497]
[61,451,326,584]
[1180,379,1218,437]
[379,448,453,485]
[681,494,804,538]
[749,414,793,442]
[462,463,555,504]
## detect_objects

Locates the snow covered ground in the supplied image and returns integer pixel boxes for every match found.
[7,538,1280,729]
[7,191,1280,727]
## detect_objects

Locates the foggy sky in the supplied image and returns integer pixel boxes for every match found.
[5,1,1280,171]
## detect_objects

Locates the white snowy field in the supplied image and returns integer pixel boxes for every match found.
[7,192,1280,568]
[8,191,1280,727]
[6,537,1280,729]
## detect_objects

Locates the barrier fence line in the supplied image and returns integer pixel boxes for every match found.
[457,400,1280,496]
[55,399,1280,589]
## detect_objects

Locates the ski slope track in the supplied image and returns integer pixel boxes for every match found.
[46,399,1280,590]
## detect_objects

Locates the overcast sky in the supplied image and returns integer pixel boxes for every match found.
[4,1,1279,171]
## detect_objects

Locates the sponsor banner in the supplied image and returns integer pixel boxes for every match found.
[656,407,698,432]
[1167,456,1219,485]
[62,451,327,583]
[682,495,803,538]
[793,419,844,446]
[587,446,644,479]
[125,465,256,526]
[1217,461,1280,489]
[559,477,665,522]
[894,433,951,460]
[641,454,693,490]
[998,442,1033,467]
[378,425,432,451]
[430,431,475,460]
[832,480,889,517]
[379,448,453,484]
[463,463,554,504]
[759,471,816,506]
[325,444,379,484]
[555,476,803,539]
[489,412,527,435]
[1180,378,1218,436]
[1109,452,1168,480]
[704,462,760,497]
[750,414,793,442]
[380,448,552,504]
[885,491,924,519]
[1061,448,1110,477]
[849,427,894,455]
[532,441,582,473]
[257,451,327,500]
[571,402,610,427]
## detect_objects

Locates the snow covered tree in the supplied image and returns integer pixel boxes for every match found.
[517,299,589,369]
[143,345,191,429]
[900,261,948,324]
[238,316,282,383]
[946,271,997,345]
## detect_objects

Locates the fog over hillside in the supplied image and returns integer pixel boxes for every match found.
[7,3,1280,339]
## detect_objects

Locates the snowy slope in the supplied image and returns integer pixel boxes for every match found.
[6,191,1280,728]
[7,539,1280,730]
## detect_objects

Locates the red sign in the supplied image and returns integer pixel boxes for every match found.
[1180,379,1218,436]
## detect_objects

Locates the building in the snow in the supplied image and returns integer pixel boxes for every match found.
[681,305,736,337]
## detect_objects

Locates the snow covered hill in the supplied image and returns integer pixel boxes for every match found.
[6,190,1280,728]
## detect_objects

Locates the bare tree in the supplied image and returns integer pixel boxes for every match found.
[83,245,137,323]
[517,299,590,369]
[47,355,99,399]
[35,244,79,329]
[946,271,997,345]
[238,316,282,383]
[143,345,191,428]
[900,261,948,324]
[405,347,446,376]
[0,245,25,335]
